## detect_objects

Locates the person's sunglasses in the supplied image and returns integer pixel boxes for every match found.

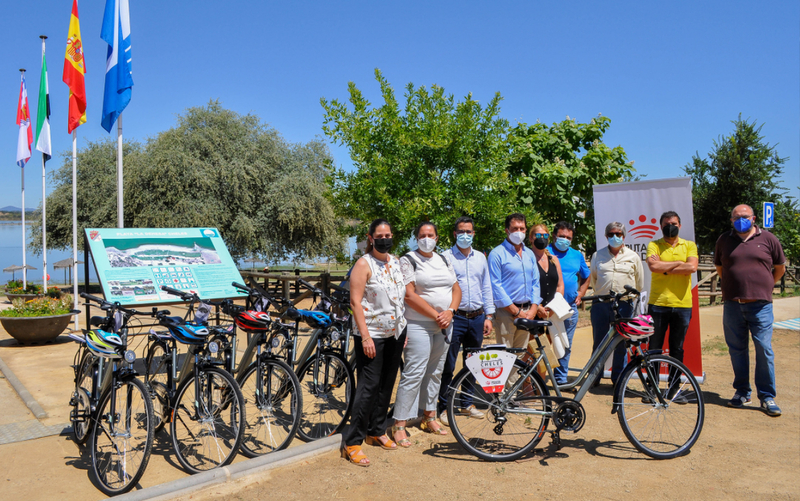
[534,233,550,239]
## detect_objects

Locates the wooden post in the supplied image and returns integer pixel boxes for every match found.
[282,275,290,302]
[321,272,331,296]
[294,269,300,296]
[710,274,718,306]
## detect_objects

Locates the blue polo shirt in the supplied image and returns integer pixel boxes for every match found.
[548,244,590,305]
[488,239,541,309]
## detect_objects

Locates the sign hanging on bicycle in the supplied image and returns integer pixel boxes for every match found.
[465,349,517,393]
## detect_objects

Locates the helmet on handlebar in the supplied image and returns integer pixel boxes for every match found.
[614,315,655,341]
[297,309,332,329]
[235,310,271,331]
[85,329,124,358]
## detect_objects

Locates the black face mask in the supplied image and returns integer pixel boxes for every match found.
[533,237,548,250]
[372,238,393,254]
[662,224,680,238]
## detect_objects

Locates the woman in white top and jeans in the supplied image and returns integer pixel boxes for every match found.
[392,222,461,446]
[341,219,407,467]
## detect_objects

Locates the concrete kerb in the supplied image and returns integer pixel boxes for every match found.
[110,434,342,501]
[0,353,47,419]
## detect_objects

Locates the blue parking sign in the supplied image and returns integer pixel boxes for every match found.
[763,202,775,229]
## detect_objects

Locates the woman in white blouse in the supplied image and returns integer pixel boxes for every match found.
[392,222,462,446]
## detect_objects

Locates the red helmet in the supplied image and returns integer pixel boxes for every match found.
[235,310,271,331]
[615,315,655,341]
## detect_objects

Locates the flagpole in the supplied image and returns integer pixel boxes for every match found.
[72,130,78,328]
[117,113,123,228]
[40,36,48,294]
[20,68,28,290]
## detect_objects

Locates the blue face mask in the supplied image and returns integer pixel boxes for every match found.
[608,235,624,248]
[734,217,753,233]
[456,233,474,249]
[554,237,571,252]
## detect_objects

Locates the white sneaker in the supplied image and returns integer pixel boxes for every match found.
[465,405,485,419]
[439,411,450,427]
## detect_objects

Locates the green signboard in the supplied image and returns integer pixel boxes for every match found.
[85,227,246,305]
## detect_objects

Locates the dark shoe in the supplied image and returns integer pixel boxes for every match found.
[760,398,781,417]
[728,392,751,408]
[667,385,689,405]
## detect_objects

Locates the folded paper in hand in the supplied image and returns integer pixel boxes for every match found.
[545,293,573,359]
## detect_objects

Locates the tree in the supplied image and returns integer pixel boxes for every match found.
[30,101,344,262]
[507,116,635,254]
[321,69,515,252]
[683,115,798,260]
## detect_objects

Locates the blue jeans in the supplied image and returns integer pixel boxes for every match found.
[723,301,776,401]
[647,305,692,363]
[553,306,579,385]
[437,313,485,413]
[591,300,634,384]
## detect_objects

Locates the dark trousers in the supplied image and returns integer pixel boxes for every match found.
[437,314,485,414]
[342,332,405,447]
[591,300,634,384]
[647,305,692,363]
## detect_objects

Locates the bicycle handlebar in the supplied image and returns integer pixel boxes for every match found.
[161,285,199,302]
[80,292,142,316]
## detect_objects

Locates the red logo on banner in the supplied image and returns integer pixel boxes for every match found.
[627,214,659,239]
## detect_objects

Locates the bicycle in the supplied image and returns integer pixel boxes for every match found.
[68,293,154,495]
[143,285,246,473]
[447,285,704,461]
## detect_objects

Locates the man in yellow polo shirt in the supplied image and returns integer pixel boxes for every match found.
[646,211,698,373]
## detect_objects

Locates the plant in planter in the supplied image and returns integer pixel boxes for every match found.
[6,282,43,295]
[0,294,79,344]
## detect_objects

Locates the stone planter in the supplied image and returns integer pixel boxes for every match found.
[5,293,44,302]
[0,311,80,345]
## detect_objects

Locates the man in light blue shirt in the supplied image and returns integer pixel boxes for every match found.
[547,221,591,384]
[438,216,494,424]
[488,213,542,350]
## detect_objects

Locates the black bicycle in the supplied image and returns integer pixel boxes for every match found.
[447,285,704,461]
[143,286,245,473]
[68,293,154,495]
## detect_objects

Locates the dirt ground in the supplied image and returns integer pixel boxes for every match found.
[179,318,800,501]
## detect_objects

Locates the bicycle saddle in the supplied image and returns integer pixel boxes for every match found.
[513,318,552,331]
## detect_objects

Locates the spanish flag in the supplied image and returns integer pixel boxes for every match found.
[63,0,86,133]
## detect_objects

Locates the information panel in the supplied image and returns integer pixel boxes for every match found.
[85,227,246,305]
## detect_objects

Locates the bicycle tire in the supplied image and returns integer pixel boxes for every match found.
[616,354,705,459]
[72,350,95,445]
[296,351,354,441]
[448,360,550,462]
[144,341,170,433]
[238,358,301,457]
[90,377,154,496]
[170,366,245,473]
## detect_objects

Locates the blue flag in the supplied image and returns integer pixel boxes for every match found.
[101,0,133,133]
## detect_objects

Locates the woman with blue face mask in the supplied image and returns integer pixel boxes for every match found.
[588,221,644,384]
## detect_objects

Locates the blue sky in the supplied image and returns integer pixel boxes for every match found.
[4,0,799,210]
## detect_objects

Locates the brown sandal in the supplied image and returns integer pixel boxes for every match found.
[391,425,412,448]
[341,445,370,467]
[365,434,397,450]
[420,416,448,435]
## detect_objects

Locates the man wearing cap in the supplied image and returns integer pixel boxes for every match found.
[715,204,786,417]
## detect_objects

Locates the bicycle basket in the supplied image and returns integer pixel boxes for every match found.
[615,315,655,341]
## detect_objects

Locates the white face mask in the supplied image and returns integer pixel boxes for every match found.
[417,237,437,253]
[507,231,526,246]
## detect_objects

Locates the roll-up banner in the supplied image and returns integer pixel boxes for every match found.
[592,177,704,381]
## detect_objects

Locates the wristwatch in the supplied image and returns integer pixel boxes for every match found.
[448,308,456,315]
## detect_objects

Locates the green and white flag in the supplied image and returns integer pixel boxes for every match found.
[35,43,51,162]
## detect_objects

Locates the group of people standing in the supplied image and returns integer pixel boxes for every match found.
[341,204,786,466]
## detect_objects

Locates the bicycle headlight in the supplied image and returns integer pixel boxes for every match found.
[124,350,136,363]
[208,341,219,354]
[330,329,341,342]
[271,336,281,348]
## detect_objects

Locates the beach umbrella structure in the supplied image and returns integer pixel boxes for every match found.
[4,264,38,281]
[53,258,83,285]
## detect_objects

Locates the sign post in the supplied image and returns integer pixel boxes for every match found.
[763,202,775,229]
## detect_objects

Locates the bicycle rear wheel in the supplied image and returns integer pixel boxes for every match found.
[170,366,245,473]
[616,354,704,459]
[72,350,95,445]
[296,351,354,441]
[90,377,154,496]
[238,358,301,457]
[448,360,550,462]
[144,341,170,433]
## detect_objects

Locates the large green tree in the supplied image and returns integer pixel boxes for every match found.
[321,69,514,252]
[31,101,344,262]
[683,115,798,261]
[508,116,635,254]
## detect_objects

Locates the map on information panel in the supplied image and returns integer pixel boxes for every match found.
[85,228,247,305]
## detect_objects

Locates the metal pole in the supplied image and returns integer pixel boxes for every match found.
[40,36,48,294]
[20,68,27,290]
[117,113,123,228]
[72,130,78,329]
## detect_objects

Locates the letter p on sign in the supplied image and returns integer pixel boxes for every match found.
[764,202,775,229]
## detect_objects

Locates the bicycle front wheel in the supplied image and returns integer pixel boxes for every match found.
[238,358,301,457]
[448,360,550,462]
[72,350,95,445]
[90,377,154,496]
[616,354,704,459]
[170,366,245,473]
[144,341,170,433]
[296,351,354,441]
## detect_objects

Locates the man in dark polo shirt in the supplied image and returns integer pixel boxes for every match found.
[714,204,786,416]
